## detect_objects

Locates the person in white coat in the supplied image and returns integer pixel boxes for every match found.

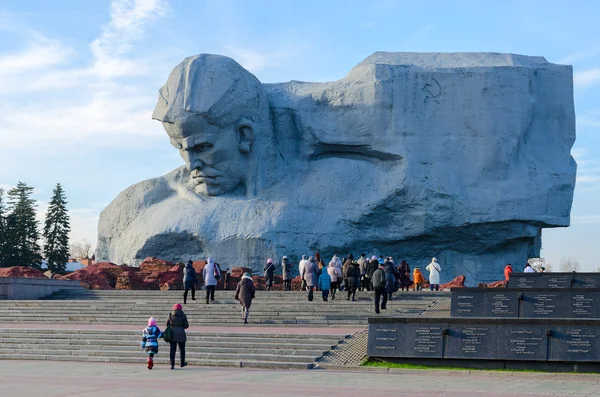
[203,257,220,304]
[426,257,441,291]
[524,263,536,273]
[298,255,309,291]
[327,260,342,300]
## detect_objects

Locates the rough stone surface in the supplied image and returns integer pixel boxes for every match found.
[479,280,508,288]
[59,262,122,290]
[439,275,466,290]
[0,267,48,279]
[97,52,576,283]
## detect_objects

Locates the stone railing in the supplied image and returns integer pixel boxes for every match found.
[0,277,84,300]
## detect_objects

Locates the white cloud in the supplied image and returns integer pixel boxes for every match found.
[68,208,100,248]
[574,68,600,89]
[35,203,99,250]
[0,0,171,148]
[89,0,168,79]
[0,35,70,75]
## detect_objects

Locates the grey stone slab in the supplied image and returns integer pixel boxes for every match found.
[520,292,564,318]
[507,273,600,289]
[497,325,547,361]
[368,317,600,364]
[445,325,498,359]
[549,326,600,362]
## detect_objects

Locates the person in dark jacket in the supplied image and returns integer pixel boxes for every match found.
[384,260,400,300]
[342,254,353,291]
[372,263,387,313]
[367,256,380,290]
[281,256,293,291]
[182,260,197,304]
[263,258,275,291]
[345,260,361,301]
[397,260,413,291]
[235,272,256,324]
[166,303,189,369]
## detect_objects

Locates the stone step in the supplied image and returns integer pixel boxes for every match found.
[0,347,321,362]
[0,318,368,325]
[0,341,333,353]
[0,329,346,340]
[0,333,344,345]
[0,303,431,309]
[0,329,346,369]
[0,353,315,369]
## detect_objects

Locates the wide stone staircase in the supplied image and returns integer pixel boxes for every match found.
[0,289,449,369]
[0,289,446,326]
[0,328,344,369]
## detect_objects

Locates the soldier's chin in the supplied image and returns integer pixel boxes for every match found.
[194,182,224,196]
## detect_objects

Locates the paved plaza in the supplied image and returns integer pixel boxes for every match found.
[2,360,600,397]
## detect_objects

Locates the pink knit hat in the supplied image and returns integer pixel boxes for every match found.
[147,317,156,327]
[173,303,182,311]
[267,258,273,264]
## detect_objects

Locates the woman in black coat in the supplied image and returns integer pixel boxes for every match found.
[345,261,361,301]
[384,261,400,300]
[182,260,197,304]
[166,303,189,369]
[234,273,256,324]
[397,260,413,291]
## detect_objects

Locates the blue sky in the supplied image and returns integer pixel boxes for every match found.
[0,0,598,270]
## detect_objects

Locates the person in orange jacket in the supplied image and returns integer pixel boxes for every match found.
[413,267,425,291]
[504,264,513,281]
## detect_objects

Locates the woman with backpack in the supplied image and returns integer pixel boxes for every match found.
[264,258,275,291]
[426,257,442,291]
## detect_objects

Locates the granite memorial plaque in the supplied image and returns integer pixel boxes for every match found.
[451,290,486,317]
[508,273,600,289]
[573,276,600,289]
[401,324,445,358]
[497,325,547,361]
[446,325,498,359]
[486,291,519,317]
[520,292,563,318]
[367,323,401,357]
[570,292,600,318]
[544,275,572,288]
[509,274,539,288]
[368,318,600,366]
[550,326,600,362]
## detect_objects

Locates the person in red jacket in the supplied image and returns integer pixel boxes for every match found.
[504,264,513,281]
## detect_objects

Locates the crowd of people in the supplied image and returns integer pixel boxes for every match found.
[291,254,442,313]
[140,254,443,370]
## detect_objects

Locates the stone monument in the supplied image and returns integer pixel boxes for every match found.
[96,52,576,282]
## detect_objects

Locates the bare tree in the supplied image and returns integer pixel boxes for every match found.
[70,239,94,260]
[560,257,580,273]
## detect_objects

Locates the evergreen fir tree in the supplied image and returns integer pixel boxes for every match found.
[43,183,70,273]
[6,182,42,268]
